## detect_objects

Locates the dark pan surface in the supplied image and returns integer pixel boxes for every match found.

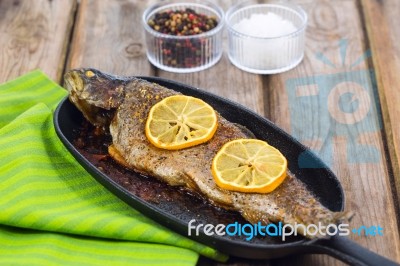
[54,76,345,259]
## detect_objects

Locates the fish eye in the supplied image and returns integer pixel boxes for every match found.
[85,70,95,78]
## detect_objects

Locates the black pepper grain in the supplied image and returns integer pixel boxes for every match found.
[148,8,219,68]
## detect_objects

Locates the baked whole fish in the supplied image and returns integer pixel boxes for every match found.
[65,68,352,239]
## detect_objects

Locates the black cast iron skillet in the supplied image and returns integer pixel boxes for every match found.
[54,76,398,266]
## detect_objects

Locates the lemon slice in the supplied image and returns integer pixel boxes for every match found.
[145,95,218,150]
[212,139,287,193]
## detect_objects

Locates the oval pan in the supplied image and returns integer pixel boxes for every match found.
[54,76,398,266]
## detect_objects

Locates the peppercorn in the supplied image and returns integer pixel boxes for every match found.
[148,8,218,36]
[148,8,218,69]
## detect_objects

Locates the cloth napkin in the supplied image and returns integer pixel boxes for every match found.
[0,71,227,266]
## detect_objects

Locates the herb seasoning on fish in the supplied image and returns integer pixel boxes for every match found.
[147,8,219,68]
[65,68,353,240]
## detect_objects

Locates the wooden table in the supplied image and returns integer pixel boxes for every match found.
[1,0,399,265]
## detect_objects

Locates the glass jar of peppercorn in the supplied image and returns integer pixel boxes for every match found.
[142,0,224,73]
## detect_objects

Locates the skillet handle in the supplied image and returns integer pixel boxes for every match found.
[309,235,399,266]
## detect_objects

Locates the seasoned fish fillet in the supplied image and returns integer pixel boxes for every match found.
[65,68,352,238]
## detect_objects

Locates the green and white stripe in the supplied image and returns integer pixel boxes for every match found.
[0,225,197,266]
[0,71,227,265]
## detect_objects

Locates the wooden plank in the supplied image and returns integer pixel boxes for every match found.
[67,0,157,76]
[263,0,400,265]
[360,0,400,218]
[0,0,76,83]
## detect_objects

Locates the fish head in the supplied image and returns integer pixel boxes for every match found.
[64,68,126,109]
[64,68,126,126]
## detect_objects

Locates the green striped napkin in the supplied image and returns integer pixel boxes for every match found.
[0,71,227,266]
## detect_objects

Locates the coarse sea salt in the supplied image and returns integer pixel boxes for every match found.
[229,12,300,72]
[233,13,297,37]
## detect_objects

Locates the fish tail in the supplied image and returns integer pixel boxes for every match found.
[335,210,355,224]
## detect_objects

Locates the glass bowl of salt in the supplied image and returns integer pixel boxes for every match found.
[226,0,307,74]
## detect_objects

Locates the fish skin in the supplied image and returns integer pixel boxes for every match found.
[65,68,352,238]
